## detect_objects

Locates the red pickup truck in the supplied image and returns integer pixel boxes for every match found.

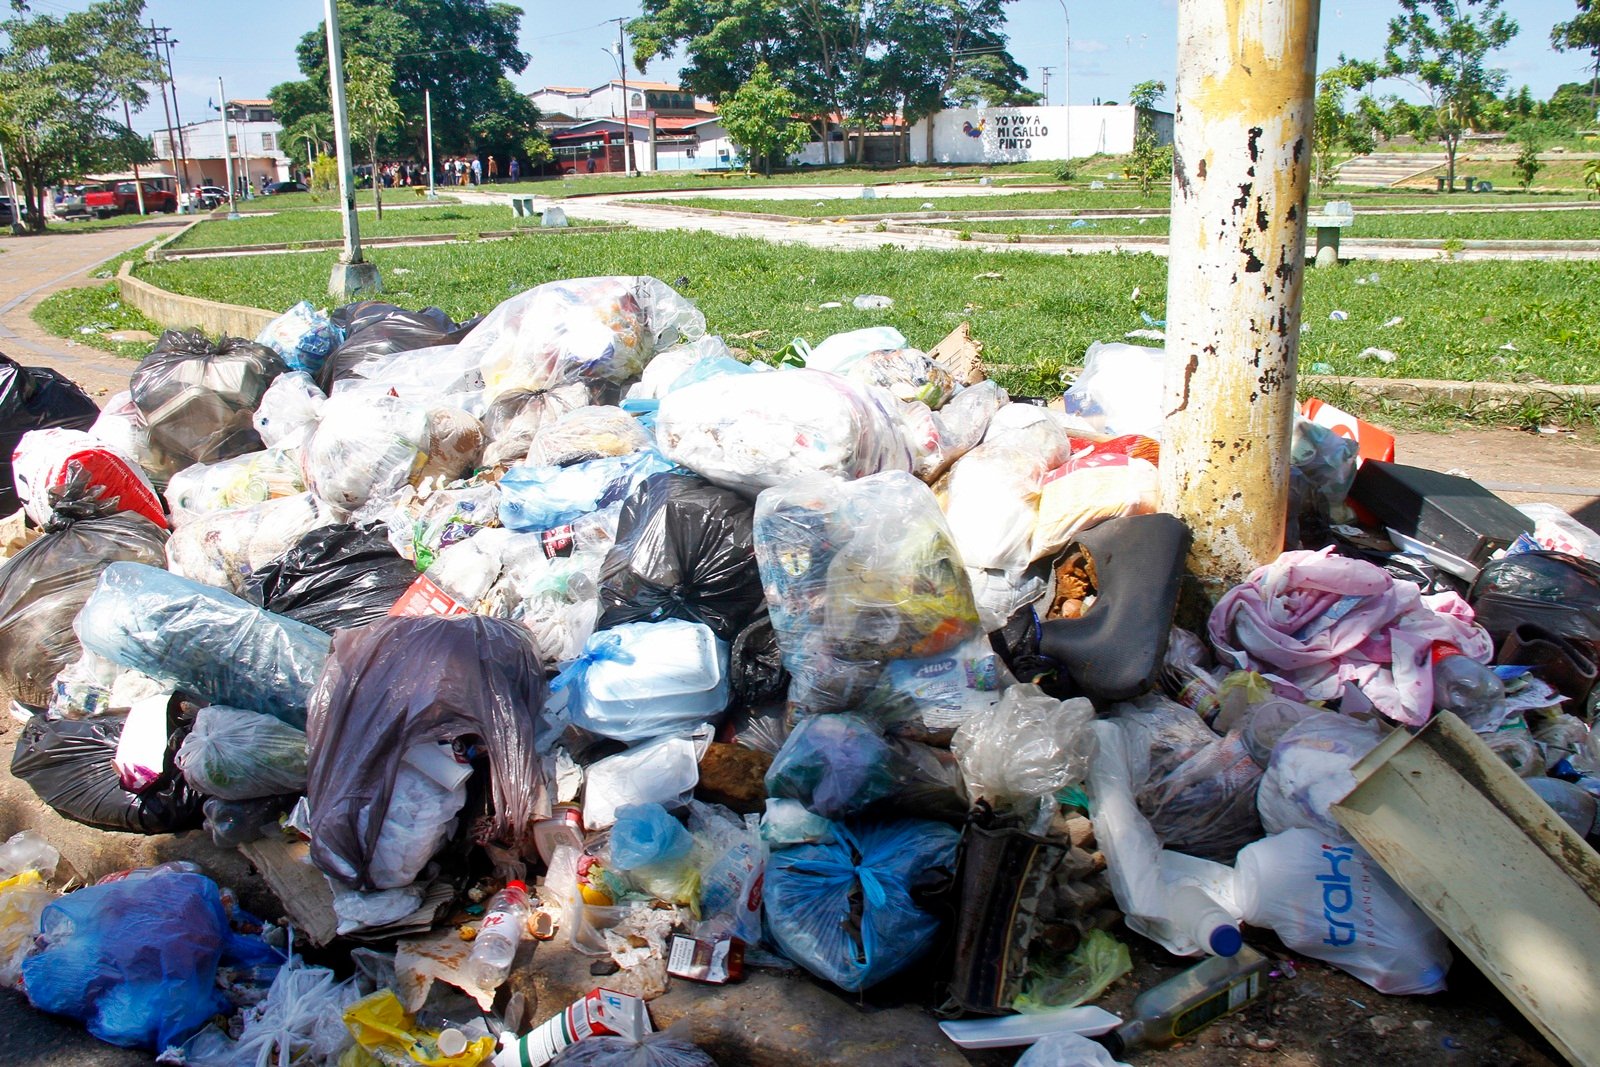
[83,179,178,218]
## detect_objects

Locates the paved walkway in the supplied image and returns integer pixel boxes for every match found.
[449,188,1600,262]
[0,220,186,396]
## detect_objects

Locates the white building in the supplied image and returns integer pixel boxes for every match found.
[150,99,291,191]
[531,80,709,124]
[533,79,728,174]
[909,104,1174,164]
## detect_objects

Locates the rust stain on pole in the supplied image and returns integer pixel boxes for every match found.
[1160,0,1320,589]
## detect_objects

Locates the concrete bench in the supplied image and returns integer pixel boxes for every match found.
[507,194,537,219]
[1306,201,1355,267]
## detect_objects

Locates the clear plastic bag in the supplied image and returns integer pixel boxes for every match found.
[531,405,651,468]
[165,491,333,594]
[0,511,167,707]
[251,370,326,449]
[178,957,360,1067]
[1058,342,1168,439]
[845,348,956,408]
[764,818,960,992]
[481,380,591,468]
[176,704,308,800]
[1031,445,1160,561]
[597,472,762,641]
[302,392,429,518]
[557,621,731,743]
[1015,1032,1130,1067]
[255,299,343,376]
[23,867,281,1051]
[1113,697,1264,862]
[470,276,705,402]
[499,450,671,532]
[129,329,288,479]
[1235,829,1451,995]
[801,326,908,375]
[0,832,60,990]
[551,1031,717,1067]
[583,730,707,831]
[657,368,912,496]
[165,448,306,524]
[943,433,1072,575]
[953,684,1097,814]
[1256,713,1386,840]
[76,562,332,729]
[381,479,503,568]
[899,380,1008,483]
[610,803,695,871]
[304,616,549,890]
[753,471,980,715]
[764,712,966,821]
[417,406,484,484]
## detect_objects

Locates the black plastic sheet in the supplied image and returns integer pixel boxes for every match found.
[0,353,100,515]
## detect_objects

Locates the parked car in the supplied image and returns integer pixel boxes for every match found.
[267,180,309,195]
[84,179,178,218]
[0,195,26,227]
[195,186,229,209]
[54,184,94,220]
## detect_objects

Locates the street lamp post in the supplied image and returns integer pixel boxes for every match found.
[425,88,437,199]
[1056,0,1070,156]
[324,0,381,299]
[217,77,240,219]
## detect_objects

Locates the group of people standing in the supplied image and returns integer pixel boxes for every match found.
[440,155,521,185]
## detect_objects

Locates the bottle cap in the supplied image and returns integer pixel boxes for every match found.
[1209,924,1243,957]
[507,879,527,892]
[437,1028,468,1057]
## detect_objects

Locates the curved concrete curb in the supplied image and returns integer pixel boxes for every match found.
[116,259,276,337]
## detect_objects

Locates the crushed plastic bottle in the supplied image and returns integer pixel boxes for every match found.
[1433,646,1506,730]
[466,880,530,993]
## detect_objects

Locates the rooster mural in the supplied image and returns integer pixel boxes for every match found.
[962,118,986,138]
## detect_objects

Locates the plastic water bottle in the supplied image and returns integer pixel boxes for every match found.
[1433,649,1505,730]
[1166,884,1243,958]
[467,880,530,993]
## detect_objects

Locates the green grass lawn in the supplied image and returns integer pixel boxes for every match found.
[30,282,164,359]
[1393,157,1596,192]
[930,206,1600,241]
[165,203,568,250]
[129,229,1600,395]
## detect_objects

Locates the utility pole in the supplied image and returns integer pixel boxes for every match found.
[218,78,240,219]
[148,24,191,191]
[121,98,147,215]
[145,24,187,202]
[1040,66,1054,106]
[0,140,23,235]
[610,18,637,176]
[324,0,380,299]
[1158,0,1320,588]
[1057,0,1070,156]
[425,88,437,198]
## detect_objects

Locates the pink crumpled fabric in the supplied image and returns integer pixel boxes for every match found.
[1209,547,1494,726]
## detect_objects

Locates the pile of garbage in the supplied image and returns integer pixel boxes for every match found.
[0,277,1598,1067]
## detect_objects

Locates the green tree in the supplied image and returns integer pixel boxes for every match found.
[1584,157,1600,199]
[1551,1,1600,122]
[1126,80,1170,198]
[1512,138,1543,190]
[1314,62,1378,188]
[0,0,161,232]
[344,54,402,219]
[717,62,810,174]
[282,1,540,163]
[1379,0,1519,192]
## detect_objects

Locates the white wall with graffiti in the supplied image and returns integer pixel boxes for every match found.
[907,105,1173,164]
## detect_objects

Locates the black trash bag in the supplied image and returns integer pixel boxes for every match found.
[729,607,788,710]
[1470,550,1600,659]
[305,615,549,890]
[244,523,418,633]
[597,473,763,641]
[11,706,205,834]
[0,353,100,515]
[317,303,477,391]
[0,507,168,707]
[128,329,287,480]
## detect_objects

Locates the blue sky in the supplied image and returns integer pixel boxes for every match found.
[22,0,1594,136]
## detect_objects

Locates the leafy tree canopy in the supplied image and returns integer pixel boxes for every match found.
[717,61,811,173]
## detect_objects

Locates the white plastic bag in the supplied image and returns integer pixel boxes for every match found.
[899,380,1008,483]
[802,326,908,375]
[112,692,172,793]
[1234,829,1452,995]
[164,448,306,524]
[363,742,471,891]
[176,704,308,800]
[165,491,332,594]
[657,369,912,496]
[1059,342,1169,439]
[252,370,326,449]
[301,392,428,518]
[1016,1032,1131,1067]
[1256,713,1386,840]
[953,684,1096,814]
[583,730,708,830]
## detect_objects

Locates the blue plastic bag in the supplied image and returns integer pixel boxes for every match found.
[763,818,960,992]
[610,803,694,871]
[75,563,331,729]
[498,450,672,532]
[255,300,343,376]
[22,867,281,1051]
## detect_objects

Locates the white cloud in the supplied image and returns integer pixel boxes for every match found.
[1073,38,1109,54]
